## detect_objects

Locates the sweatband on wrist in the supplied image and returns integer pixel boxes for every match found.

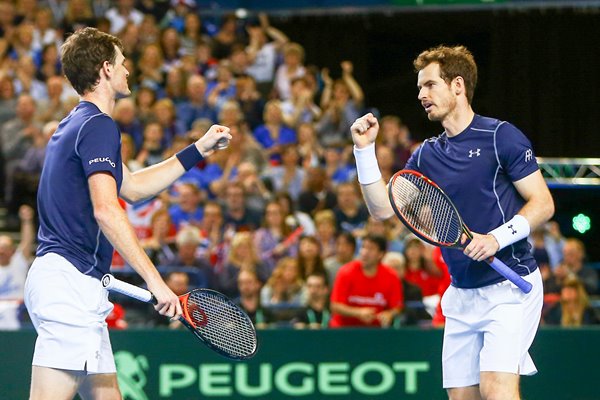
[353,143,382,185]
[488,215,531,250]
[176,144,204,171]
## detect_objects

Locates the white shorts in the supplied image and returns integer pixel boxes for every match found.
[24,253,116,374]
[441,268,543,389]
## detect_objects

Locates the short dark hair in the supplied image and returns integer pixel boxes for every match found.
[337,231,357,251]
[61,27,123,95]
[363,234,387,253]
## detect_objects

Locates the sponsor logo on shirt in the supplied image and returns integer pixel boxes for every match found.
[468,148,481,158]
[348,292,387,307]
[525,149,533,162]
[89,157,116,168]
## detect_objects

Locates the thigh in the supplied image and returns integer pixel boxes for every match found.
[479,371,520,400]
[78,373,122,400]
[30,366,82,400]
[447,385,482,400]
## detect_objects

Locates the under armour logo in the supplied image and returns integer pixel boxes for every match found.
[95,351,101,360]
[525,149,533,162]
[469,149,481,158]
[508,224,517,235]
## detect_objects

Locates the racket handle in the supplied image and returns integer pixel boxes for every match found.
[101,274,157,304]
[487,258,533,294]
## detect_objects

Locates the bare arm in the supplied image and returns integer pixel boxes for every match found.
[89,172,181,318]
[120,124,231,203]
[351,113,396,220]
[464,170,555,261]
[16,205,35,259]
[331,301,377,324]
[341,61,364,104]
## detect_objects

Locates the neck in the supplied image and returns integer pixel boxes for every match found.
[442,105,475,137]
[81,90,116,115]
[361,262,378,277]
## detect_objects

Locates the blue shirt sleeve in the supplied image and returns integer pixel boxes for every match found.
[495,122,539,182]
[76,114,121,181]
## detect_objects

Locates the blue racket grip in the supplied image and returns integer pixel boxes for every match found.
[487,257,533,294]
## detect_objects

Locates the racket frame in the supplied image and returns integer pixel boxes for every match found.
[102,274,258,360]
[388,169,533,294]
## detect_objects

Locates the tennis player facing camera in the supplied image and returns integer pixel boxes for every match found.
[351,45,554,400]
[24,28,231,399]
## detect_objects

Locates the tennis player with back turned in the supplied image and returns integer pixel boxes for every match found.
[350,45,554,400]
[24,27,231,399]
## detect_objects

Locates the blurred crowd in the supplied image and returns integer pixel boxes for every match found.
[0,0,597,331]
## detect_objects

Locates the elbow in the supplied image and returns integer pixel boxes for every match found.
[546,198,556,221]
[93,204,113,228]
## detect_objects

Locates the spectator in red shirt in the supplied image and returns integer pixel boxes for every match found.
[330,234,403,327]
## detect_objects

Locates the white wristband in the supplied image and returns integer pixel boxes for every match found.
[353,143,382,185]
[488,215,531,250]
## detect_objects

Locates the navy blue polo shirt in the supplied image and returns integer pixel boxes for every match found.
[405,114,539,288]
[37,101,123,279]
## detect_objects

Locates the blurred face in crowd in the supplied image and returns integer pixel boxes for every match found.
[166,272,189,296]
[201,203,222,231]
[265,202,284,229]
[186,75,206,102]
[359,239,385,270]
[238,270,261,298]
[16,94,36,121]
[225,185,245,212]
[0,236,15,266]
[306,275,328,303]
[562,240,584,268]
[177,184,200,213]
[299,237,319,260]
[336,235,355,262]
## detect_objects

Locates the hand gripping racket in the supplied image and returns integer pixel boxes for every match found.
[388,170,532,294]
[101,274,258,359]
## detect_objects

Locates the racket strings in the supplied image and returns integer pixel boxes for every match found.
[392,175,462,245]
[187,291,256,358]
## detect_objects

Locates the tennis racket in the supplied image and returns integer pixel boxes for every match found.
[101,274,258,360]
[388,169,532,294]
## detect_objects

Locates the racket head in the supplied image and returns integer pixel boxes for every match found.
[179,289,258,360]
[388,169,467,248]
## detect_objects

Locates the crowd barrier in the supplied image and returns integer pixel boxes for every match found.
[1,328,598,399]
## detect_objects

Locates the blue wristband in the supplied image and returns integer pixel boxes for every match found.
[176,144,203,171]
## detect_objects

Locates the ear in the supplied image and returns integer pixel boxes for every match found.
[101,60,112,79]
[452,76,464,96]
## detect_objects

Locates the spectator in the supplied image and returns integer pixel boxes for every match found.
[160,26,183,72]
[211,13,242,60]
[316,61,363,147]
[32,8,59,52]
[140,209,177,267]
[274,42,306,101]
[297,166,337,216]
[152,98,186,147]
[206,59,237,113]
[13,55,47,100]
[281,76,321,129]
[294,272,330,329]
[180,12,210,55]
[149,270,191,328]
[176,74,216,130]
[314,210,337,260]
[135,85,157,126]
[273,191,316,237]
[403,237,444,315]
[253,99,297,165]
[222,181,263,233]
[136,122,165,167]
[333,182,369,237]
[253,200,299,273]
[234,269,270,329]
[138,43,165,89]
[163,65,186,104]
[0,75,17,125]
[235,161,271,212]
[544,275,600,327]
[218,231,269,299]
[330,234,403,328]
[36,75,68,123]
[0,205,35,330]
[559,238,598,295]
[113,98,144,150]
[261,256,305,308]
[297,235,327,280]
[105,0,144,35]
[168,182,204,231]
[245,12,289,97]
[377,115,415,171]
[323,145,356,185]
[36,43,61,82]
[165,226,215,290]
[264,144,305,203]
[296,122,323,168]
[196,200,226,268]
[60,0,96,37]
[234,74,264,130]
[324,232,357,287]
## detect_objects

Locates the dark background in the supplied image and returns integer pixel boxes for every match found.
[273,7,600,157]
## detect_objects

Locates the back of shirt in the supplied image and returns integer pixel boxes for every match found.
[405,114,539,288]
[37,101,123,279]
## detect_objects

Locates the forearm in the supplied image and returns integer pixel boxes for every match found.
[121,156,186,203]
[331,302,363,318]
[360,180,396,220]
[18,218,35,258]
[95,204,162,286]
[343,74,364,103]
[517,196,555,231]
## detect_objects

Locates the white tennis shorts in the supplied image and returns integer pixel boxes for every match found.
[441,268,543,389]
[24,253,116,374]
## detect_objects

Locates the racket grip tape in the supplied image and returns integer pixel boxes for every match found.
[101,274,157,304]
[487,258,533,294]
